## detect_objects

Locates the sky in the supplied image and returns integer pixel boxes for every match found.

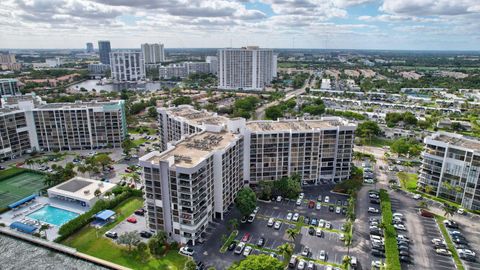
[0,0,479,50]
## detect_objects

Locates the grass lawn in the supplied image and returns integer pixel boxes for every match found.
[132,138,147,147]
[128,127,157,135]
[397,172,418,191]
[62,197,187,270]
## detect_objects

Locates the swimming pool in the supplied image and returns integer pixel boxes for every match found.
[27,205,79,226]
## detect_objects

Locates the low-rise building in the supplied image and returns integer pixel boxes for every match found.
[419,132,480,210]
[48,177,116,208]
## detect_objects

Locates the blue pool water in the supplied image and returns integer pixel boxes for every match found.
[27,205,79,226]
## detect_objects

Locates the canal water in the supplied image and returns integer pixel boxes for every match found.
[69,79,177,92]
[0,235,107,270]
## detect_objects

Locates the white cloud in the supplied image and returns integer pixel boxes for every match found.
[381,0,480,16]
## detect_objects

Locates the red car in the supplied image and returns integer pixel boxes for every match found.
[241,233,250,242]
[127,217,137,223]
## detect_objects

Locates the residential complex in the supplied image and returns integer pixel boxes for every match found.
[110,51,145,82]
[0,53,21,71]
[88,63,110,77]
[205,56,218,74]
[0,94,127,159]
[218,46,277,90]
[419,132,480,210]
[98,40,112,65]
[140,105,355,244]
[0,79,19,96]
[141,43,165,64]
[159,61,211,79]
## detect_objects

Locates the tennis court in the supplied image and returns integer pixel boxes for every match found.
[0,172,46,209]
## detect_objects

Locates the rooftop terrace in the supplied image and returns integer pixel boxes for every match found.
[435,133,480,151]
[148,131,240,168]
[246,118,354,132]
[165,106,229,126]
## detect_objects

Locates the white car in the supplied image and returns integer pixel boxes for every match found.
[436,248,452,256]
[316,202,321,210]
[267,218,275,227]
[392,213,404,218]
[458,249,476,257]
[299,193,305,199]
[287,212,293,220]
[457,208,465,215]
[324,196,330,203]
[432,238,446,245]
[394,224,407,231]
[339,233,345,241]
[368,207,379,213]
[297,259,306,270]
[413,194,422,200]
[370,235,384,242]
[397,235,410,242]
[325,222,332,229]
[179,247,195,256]
[276,196,282,202]
[316,227,323,237]
[319,250,327,261]
[335,206,341,214]
[318,219,325,228]
[292,213,300,221]
[296,198,302,206]
[243,245,252,256]
[274,221,282,230]
[234,242,245,254]
[371,260,386,269]
[253,206,260,214]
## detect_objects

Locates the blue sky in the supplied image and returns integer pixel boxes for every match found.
[0,0,479,50]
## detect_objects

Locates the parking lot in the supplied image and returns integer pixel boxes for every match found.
[109,212,150,242]
[192,185,352,270]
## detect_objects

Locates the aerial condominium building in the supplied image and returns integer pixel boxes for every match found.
[98,40,111,65]
[110,51,145,82]
[141,43,165,64]
[218,46,277,90]
[141,105,355,244]
[419,132,480,210]
[0,79,19,96]
[140,128,244,244]
[0,94,127,159]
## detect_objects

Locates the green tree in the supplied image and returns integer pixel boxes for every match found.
[184,259,197,270]
[172,96,192,106]
[136,242,149,263]
[118,231,141,251]
[265,105,283,120]
[235,187,257,216]
[277,243,293,262]
[121,138,135,156]
[148,107,158,119]
[94,153,113,171]
[94,189,102,198]
[228,254,283,270]
[286,228,299,242]
[228,219,239,231]
[356,121,381,140]
[443,203,456,219]
[148,237,164,256]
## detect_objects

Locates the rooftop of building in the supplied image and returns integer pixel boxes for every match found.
[432,132,480,150]
[246,118,355,132]
[148,131,240,168]
[36,100,122,109]
[163,105,229,126]
[48,177,116,201]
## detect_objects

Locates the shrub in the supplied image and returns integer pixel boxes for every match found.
[379,189,401,270]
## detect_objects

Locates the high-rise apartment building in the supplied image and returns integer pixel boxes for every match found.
[141,105,356,244]
[141,43,165,64]
[98,41,111,65]
[0,53,21,71]
[205,56,218,74]
[0,79,19,96]
[110,51,145,82]
[159,62,211,79]
[218,46,277,90]
[86,42,94,53]
[0,94,127,159]
[419,132,480,210]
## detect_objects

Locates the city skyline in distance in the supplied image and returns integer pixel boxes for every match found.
[0,0,479,51]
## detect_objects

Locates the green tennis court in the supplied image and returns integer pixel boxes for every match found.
[0,171,46,209]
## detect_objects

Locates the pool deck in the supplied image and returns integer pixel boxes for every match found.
[0,196,87,241]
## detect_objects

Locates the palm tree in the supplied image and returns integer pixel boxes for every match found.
[154,231,168,244]
[443,203,456,219]
[286,228,299,242]
[77,164,89,176]
[277,243,293,262]
[418,201,429,209]
[228,218,239,231]
[25,159,34,169]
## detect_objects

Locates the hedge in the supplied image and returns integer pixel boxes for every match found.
[55,188,143,242]
[379,189,401,270]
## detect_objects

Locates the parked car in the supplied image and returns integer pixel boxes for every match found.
[296,198,302,206]
[297,259,306,270]
[288,255,298,268]
[325,222,332,229]
[247,214,255,223]
[287,212,293,220]
[140,231,153,238]
[394,224,407,231]
[316,202,321,210]
[306,260,315,270]
[267,218,275,227]
[274,221,282,230]
[105,231,118,239]
[241,233,250,242]
[276,196,282,202]
[308,227,315,235]
[301,247,310,257]
[134,209,145,216]
[240,216,247,223]
[304,217,310,224]
[243,246,252,256]
[324,196,330,203]
[127,217,137,223]
[371,250,385,258]
[227,242,236,251]
[317,195,322,202]
[180,247,195,256]
[257,237,265,247]
[316,227,324,237]
[311,218,318,226]
[318,219,325,228]
[400,256,411,263]
[319,250,326,260]
[329,205,334,212]
[234,242,245,255]
[436,249,452,256]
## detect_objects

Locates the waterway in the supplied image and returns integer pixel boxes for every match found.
[69,79,177,92]
[0,235,107,270]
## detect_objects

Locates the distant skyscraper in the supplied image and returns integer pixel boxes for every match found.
[110,51,145,82]
[98,40,111,65]
[141,43,165,64]
[218,46,277,90]
[86,42,94,53]
[206,56,218,74]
